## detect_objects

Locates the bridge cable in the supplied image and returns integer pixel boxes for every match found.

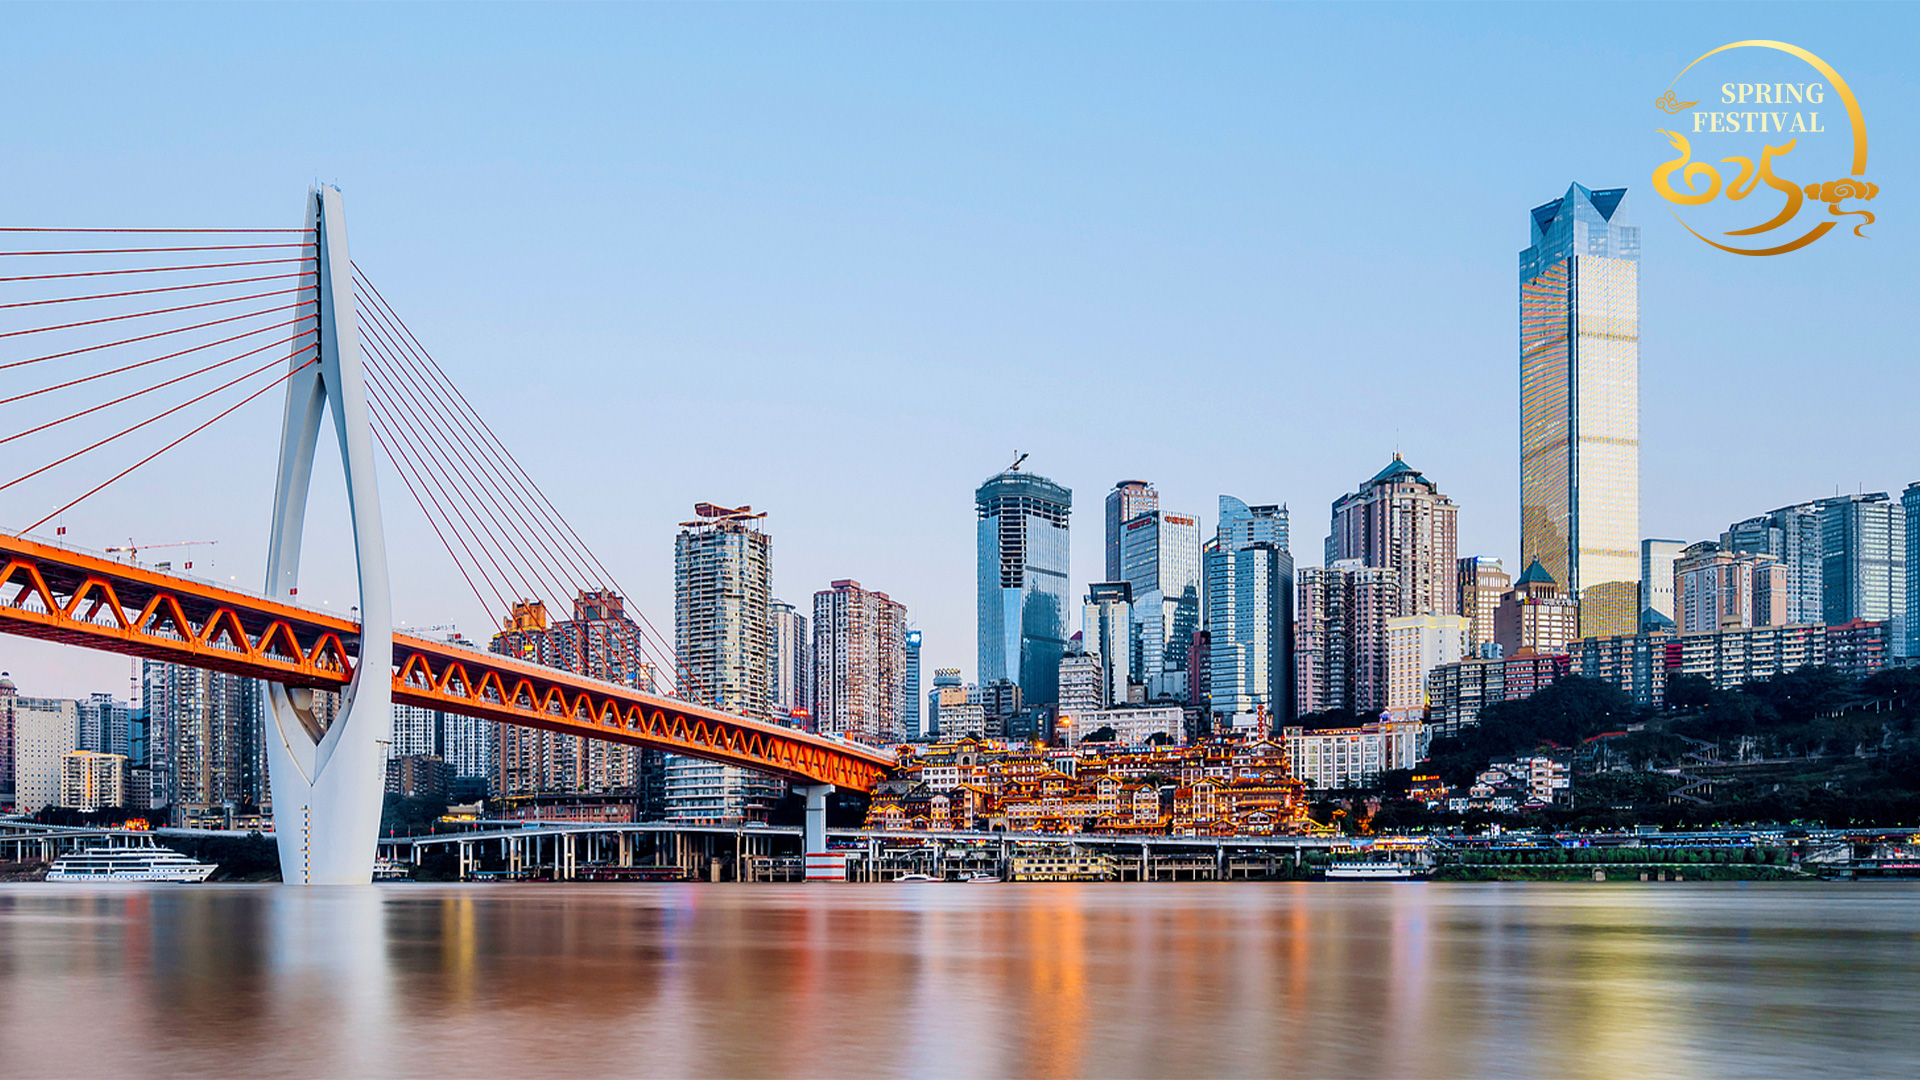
[0,270,315,312]
[364,391,522,613]
[0,327,320,447]
[0,242,314,257]
[0,300,316,372]
[0,256,316,286]
[355,265,698,691]
[0,312,318,408]
[367,410,512,619]
[353,268,703,698]
[0,285,315,341]
[0,347,312,495]
[24,357,317,533]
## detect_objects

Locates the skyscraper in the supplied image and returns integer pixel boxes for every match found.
[1494,561,1580,657]
[1105,480,1158,582]
[1205,496,1294,730]
[1082,581,1132,709]
[1295,561,1397,717]
[977,466,1072,706]
[904,630,923,741]
[145,660,265,821]
[1457,556,1509,650]
[1121,508,1201,700]
[1640,539,1688,627]
[1906,483,1920,659]
[1722,504,1823,624]
[1520,183,1640,600]
[812,579,909,746]
[1674,542,1789,632]
[768,599,811,723]
[670,502,782,823]
[1820,493,1907,654]
[1329,455,1458,618]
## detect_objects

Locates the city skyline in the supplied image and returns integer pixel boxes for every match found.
[2,5,1916,700]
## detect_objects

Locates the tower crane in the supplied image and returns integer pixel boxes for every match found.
[104,539,218,568]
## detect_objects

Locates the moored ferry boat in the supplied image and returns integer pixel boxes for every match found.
[1324,860,1421,881]
[47,842,218,883]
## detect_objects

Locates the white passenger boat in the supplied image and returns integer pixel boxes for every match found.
[1324,860,1420,881]
[46,842,218,883]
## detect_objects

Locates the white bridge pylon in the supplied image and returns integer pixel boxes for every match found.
[262,186,393,885]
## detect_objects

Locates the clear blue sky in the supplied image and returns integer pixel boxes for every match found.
[2,2,1914,698]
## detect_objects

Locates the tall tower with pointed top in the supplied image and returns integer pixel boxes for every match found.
[1520,184,1641,603]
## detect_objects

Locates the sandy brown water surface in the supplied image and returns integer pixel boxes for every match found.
[1,881,1916,1078]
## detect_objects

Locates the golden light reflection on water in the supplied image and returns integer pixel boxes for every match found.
[1,883,1917,1078]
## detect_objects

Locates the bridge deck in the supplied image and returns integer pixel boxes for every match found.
[0,531,892,791]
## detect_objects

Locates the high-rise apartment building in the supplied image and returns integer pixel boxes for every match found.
[1105,480,1158,582]
[1121,508,1201,701]
[1674,542,1789,633]
[1640,539,1687,626]
[812,579,909,746]
[1205,496,1294,730]
[1329,455,1458,618]
[904,630,923,741]
[978,467,1072,706]
[493,590,654,800]
[1906,483,1920,659]
[60,751,125,811]
[145,661,265,820]
[1385,614,1470,721]
[1082,582,1132,710]
[670,503,782,823]
[7,690,77,813]
[1722,504,1824,625]
[0,674,15,808]
[926,669,981,740]
[1520,183,1640,601]
[1057,648,1106,731]
[768,599,811,723]
[1494,561,1579,657]
[1295,561,1397,717]
[1457,556,1510,650]
[1820,493,1907,657]
[76,693,132,759]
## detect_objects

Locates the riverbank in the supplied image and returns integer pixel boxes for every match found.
[1430,864,1810,882]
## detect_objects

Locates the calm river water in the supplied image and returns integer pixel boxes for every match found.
[1,882,1916,1078]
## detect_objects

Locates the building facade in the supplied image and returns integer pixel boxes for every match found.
[1494,561,1580,657]
[1082,581,1132,710]
[1722,505,1823,625]
[904,629,922,741]
[1674,542,1788,633]
[1328,455,1458,619]
[1520,183,1640,602]
[1295,561,1397,717]
[1571,630,1673,708]
[493,590,654,800]
[1205,496,1295,730]
[768,599,811,724]
[978,468,1073,706]
[60,751,126,811]
[1457,556,1509,651]
[1283,718,1427,790]
[1121,508,1201,701]
[144,661,264,821]
[1425,651,1573,738]
[671,503,782,823]
[1057,648,1106,731]
[1671,624,1824,690]
[1640,538,1687,626]
[1385,614,1470,721]
[812,579,909,746]
[9,692,77,813]
[1104,480,1158,582]
[1820,493,1907,657]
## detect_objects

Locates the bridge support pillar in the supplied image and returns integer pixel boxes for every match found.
[262,185,393,885]
[799,784,839,881]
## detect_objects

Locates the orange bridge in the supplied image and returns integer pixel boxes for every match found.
[0,530,893,792]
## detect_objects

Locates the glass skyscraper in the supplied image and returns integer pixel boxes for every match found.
[1520,183,1640,599]
[1104,480,1158,582]
[977,467,1072,706]
[1820,493,1907,655]
[1204,496,1294,729]
[1906,483,1920,659]
[1121,507,1201,701]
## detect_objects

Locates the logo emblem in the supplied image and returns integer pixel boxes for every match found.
[1651,40,1876,255]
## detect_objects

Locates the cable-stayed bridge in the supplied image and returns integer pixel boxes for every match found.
[0,187,891,883]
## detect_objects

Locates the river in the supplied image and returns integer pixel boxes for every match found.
[1,882,1915,1077]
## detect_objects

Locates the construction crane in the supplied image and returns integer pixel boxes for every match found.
[104,539,218,569]
[1008,451,1029,472]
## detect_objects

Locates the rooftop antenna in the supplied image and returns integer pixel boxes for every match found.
[1008,451,1029,472]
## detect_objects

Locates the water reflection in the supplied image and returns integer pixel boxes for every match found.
[0,883,1916,1077]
